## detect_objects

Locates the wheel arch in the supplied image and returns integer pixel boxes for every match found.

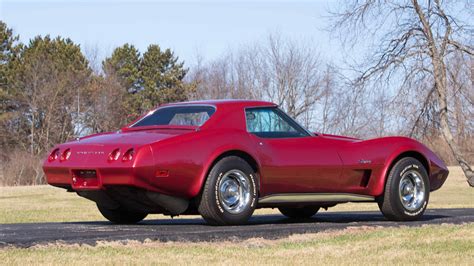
[388,151,430,176]
[198,149,261,197]
[375,150,430,197]
[209,150,260,173]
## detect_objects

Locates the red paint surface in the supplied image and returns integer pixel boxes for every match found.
[43,100,449,199]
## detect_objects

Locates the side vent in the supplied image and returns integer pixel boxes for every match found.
[359,170,372,187]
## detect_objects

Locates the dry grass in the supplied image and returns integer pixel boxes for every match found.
[0,150,44,186]
[0,166,471,224]
[0,223,473,265]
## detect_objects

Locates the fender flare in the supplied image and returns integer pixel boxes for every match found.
[194,145,263,197]
[373,146,430,196]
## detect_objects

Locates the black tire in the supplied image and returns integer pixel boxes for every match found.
[97,204,148,224]
[278,206,320,219]
[378,157,430,221]
[198,156,258,225]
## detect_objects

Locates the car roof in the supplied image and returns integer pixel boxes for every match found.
[164,99,276,108]
[124,99,278,131]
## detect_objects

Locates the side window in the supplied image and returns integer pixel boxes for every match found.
[245,108,309,138]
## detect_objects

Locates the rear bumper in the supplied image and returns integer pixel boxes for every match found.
[44,164,191,215]
[43,165,157,192]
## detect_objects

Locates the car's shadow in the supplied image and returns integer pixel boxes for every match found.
[64,211,449,227]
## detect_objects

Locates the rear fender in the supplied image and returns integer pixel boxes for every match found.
[193,145,262,198]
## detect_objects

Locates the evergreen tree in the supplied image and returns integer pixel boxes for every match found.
[140,45,188,111]
[0,21,21,120]
[102,44,142,117]
[103,44,191,118]
[102,44,141,93]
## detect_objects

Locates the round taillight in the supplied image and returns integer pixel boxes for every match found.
[60,148,71,161]
[48,148,60,162]
[108,148,121,161]
[122,148,134,162]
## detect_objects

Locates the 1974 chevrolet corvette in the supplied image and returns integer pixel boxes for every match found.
[43,100,449,225]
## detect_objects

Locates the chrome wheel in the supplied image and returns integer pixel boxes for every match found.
[218,169,251,214]
[399,170,426,211]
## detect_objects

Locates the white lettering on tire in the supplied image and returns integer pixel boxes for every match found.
[400,164,418,177]
[214,172,224,213]
[404,200,427,216]
[249,173,257,208]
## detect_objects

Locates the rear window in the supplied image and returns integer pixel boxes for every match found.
[131,106,215,127]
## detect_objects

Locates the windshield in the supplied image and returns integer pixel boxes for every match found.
[131,105,215,127]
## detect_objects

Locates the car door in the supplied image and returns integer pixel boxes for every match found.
[245,107,343,196]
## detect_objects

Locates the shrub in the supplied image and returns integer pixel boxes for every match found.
[0,150,45,186]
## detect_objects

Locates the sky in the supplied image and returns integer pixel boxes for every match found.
[0,0,345,68]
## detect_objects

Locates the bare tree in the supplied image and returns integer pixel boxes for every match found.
[82,75,129,133]
[13,57,89,155]
[188,34,328,128]
[313,65,369,136]
[331,0,474,186]
[258,35,327,126]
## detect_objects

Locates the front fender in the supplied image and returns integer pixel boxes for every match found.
[372,137,448,196]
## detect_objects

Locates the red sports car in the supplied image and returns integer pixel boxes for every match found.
[43,100,449,225]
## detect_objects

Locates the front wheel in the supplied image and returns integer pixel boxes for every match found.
[198,156,258,225]
[97,204,148,224]
[378,157,430,221]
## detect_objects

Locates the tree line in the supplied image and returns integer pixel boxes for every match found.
[0,0,473,186]
[0,21,194,184]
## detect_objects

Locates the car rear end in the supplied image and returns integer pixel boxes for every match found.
[43,142,156,192]
[43,140,193,215]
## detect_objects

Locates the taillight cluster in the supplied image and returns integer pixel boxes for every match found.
[48,148,71,162]
[108,148,134,162]
[48,147,135,163]
[108,148,121,161]
[48,148,60,162]
[122,149,134,161]
[61,148,71,161]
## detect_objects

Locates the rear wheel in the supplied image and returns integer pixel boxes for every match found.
[378,157,429,221]
[97,204,148,224]
[278,206,320,219]
[198,156,258,225]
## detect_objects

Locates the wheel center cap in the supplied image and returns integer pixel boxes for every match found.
[222,181,240,205]
[226,185,238,197]
[404,183,414,195]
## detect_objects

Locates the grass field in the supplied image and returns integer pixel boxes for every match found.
[0,166,473,265]
[1,224,473,265]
